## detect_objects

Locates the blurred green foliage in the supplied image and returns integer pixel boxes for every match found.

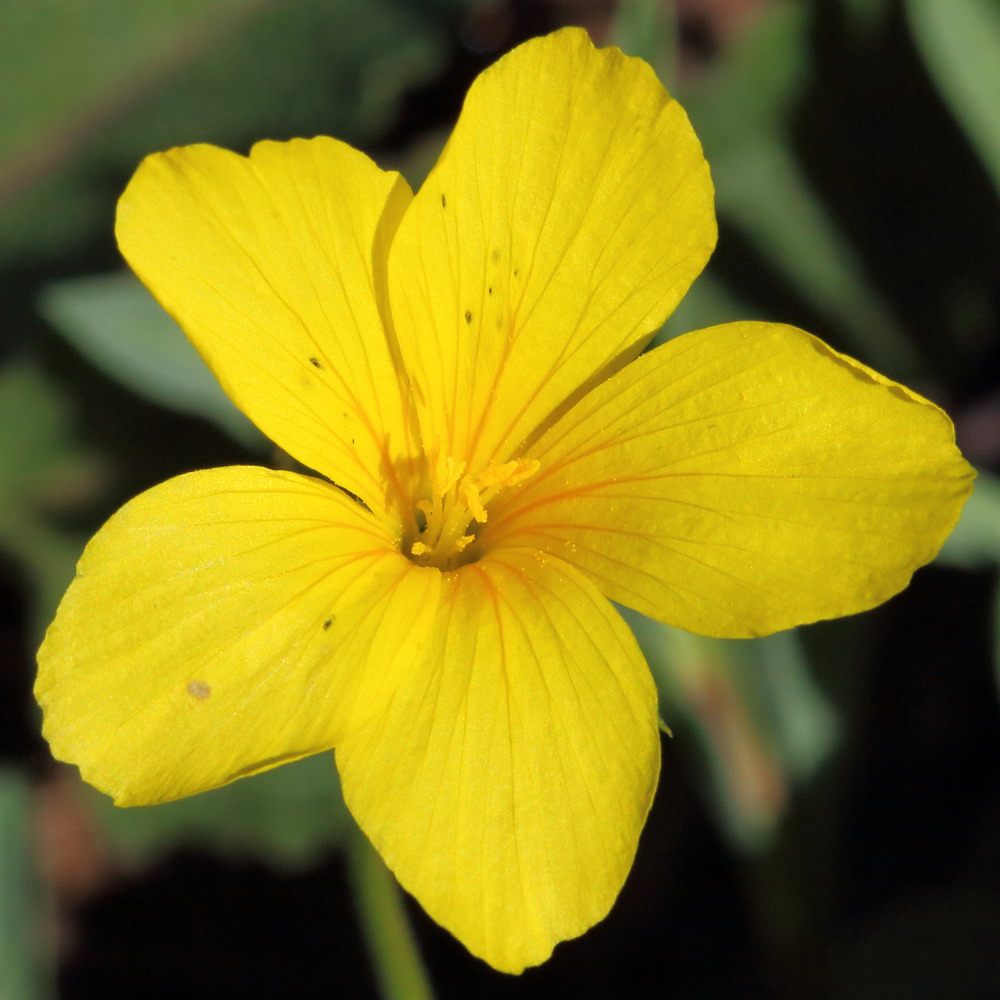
[83,752,349,868]
[662,1,922,375]
[39,273,264,448]
[2,0,998,997]
[0,361,94,639]
[907,0,1000,197]
[0,0,449,264]
[0,769,51,1000]
[626,609,838,852]
[1,0,260,163]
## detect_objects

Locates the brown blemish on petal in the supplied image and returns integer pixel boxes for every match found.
[187,679,211,700]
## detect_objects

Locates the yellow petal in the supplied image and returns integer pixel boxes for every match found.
[388,27,715,475]
[337,547,660,973]
[36,467,440,806]
[116,138,420,520]
[486,322,974,638]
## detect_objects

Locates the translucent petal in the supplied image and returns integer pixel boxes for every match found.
[337,547,660,972]
[486,322,975,637]
[36,467,440,805]
[116,138,420,519]
[388,27,715,475]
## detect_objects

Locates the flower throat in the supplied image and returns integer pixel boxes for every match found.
[408,454,538,570]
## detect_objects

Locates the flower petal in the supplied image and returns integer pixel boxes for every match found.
[116,138,420,518]
[36,467,440,806]
[336,547,660,973]
[388,27,715,474]
[486,322,975,638]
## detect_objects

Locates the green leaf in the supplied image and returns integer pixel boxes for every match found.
[84,752,350,870]
[626,610,838,852]
[39,271,265,448]
[907,0,1000,197]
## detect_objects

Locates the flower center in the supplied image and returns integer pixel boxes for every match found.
[407,454,538,570]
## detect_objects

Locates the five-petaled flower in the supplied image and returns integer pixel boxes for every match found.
[37,28,973,973]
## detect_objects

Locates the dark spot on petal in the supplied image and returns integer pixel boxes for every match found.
[513,268,519,277]
[465,310,472,324]
[323,617,334,630]
[488,287,492,295]
[491,248,500,263]
[441,193,446,207]
[309,357,323,369]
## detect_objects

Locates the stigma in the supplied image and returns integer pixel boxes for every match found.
[408,453,538,570]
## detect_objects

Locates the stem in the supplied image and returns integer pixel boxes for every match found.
[346,822,435,1000]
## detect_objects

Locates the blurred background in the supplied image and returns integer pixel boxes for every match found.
[2,0,1000,997]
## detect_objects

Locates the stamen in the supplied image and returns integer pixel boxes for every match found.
[460,480,487,523]
[407,454,540,569]
[477,458,538,489]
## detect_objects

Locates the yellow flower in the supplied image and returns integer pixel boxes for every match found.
[36,28,972,973]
